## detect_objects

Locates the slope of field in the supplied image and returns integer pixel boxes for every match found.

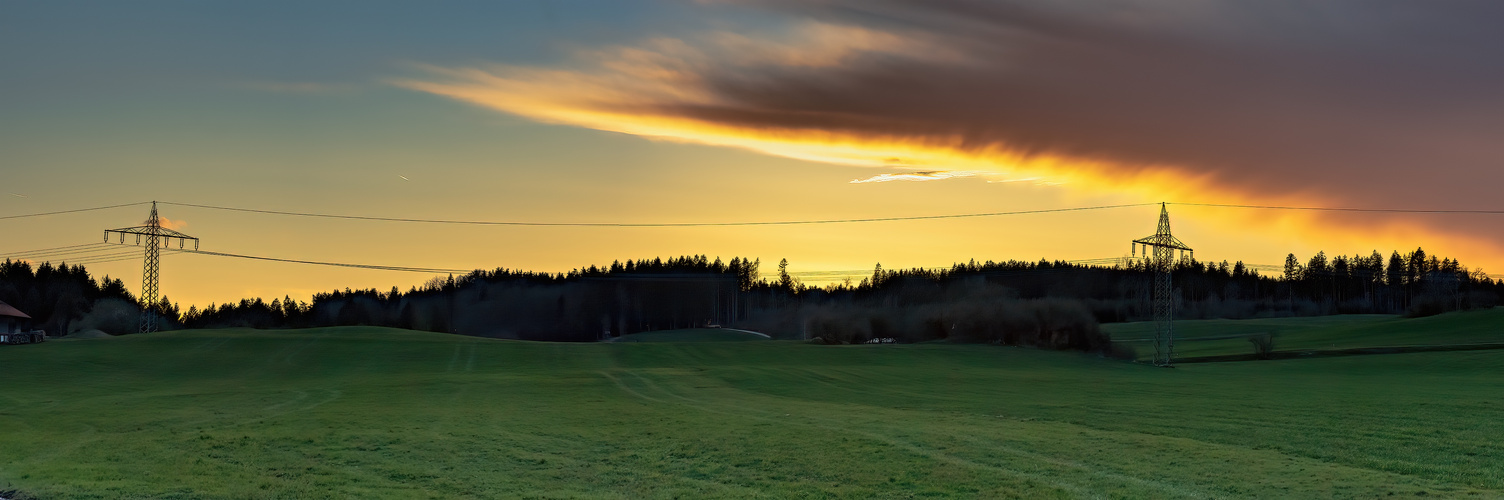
[1,327,1500,498]
[1104,307,1504,359]
[612,328,771,342]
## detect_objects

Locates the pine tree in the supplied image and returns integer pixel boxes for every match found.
[778,259,794,291]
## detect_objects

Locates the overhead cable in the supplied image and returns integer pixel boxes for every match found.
[0,242,103,255]
[5,245,134,259]
[0,202,148,221]
[166,248,472,274]
[161,201,1157,226]
[1171,202,1504,214]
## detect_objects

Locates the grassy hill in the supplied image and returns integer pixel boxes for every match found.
[1104,307,1504,360]
[1,325,1501,498]
[612,328,771,342]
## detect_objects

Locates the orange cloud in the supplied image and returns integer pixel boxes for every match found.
[159,217,189,231]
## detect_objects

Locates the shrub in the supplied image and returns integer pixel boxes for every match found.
[1248,332,1277,360]
[1405,297,1447,318]
[935,299,1107,350]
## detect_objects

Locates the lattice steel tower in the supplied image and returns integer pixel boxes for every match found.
[105,202,199,333]
[1131,203,1193,367]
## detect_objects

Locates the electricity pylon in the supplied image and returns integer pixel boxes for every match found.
[1132,203,1192,367]
[104,201,199,333]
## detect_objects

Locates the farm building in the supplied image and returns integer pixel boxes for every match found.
[1,300,30,333]
[0,299,45,344]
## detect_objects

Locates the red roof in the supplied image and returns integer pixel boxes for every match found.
[0,300,30,319]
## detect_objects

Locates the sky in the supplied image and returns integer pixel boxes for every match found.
[3,1,1503,308]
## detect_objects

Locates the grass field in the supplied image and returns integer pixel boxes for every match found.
[1103,307,1504,360]
[1,318,1501,498]
[611,328,771,343]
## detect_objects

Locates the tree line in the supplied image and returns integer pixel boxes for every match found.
[0,260,144,335]
[3,247,1498,352]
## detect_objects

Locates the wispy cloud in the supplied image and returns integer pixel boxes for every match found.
[850,170,982,183]
[388,22,982,169]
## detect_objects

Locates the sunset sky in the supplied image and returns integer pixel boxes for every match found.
[4,1,1503,307]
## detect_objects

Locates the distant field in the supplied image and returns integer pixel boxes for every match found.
[1104,307,1504,360]
[612,328,771,343]
[1,323,1501,498]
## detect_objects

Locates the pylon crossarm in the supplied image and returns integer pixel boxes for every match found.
[105,226,198,240]
[1131,237,1192,252]
[156,228,195,240]
[105,226,155,236]
[105,227,199,248]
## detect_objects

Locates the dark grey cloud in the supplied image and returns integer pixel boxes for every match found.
[679,0,1504,205]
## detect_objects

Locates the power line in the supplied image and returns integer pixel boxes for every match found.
[0,242,103,255]
[0,253,149,268]
[161,200,1504,227]
[50,251,144,262]
[1,244,146,262]
[2,254,144,266]
[9,243,1501,281]
[165,248,471,274]
[7,201,1504,281]
[67,254,165,266]
[8,200,1504,228]
[160,201,1157,226]
[9,200,1502,229]
[1171,202,1504,214]
[0,202,148,221]
[4,244,131,259]
[3,251,145,263]
[0,241,462,275]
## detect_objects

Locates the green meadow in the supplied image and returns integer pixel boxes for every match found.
[611,328,771,343]
[1104,307,1504,360]
[1,315,1501,498]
